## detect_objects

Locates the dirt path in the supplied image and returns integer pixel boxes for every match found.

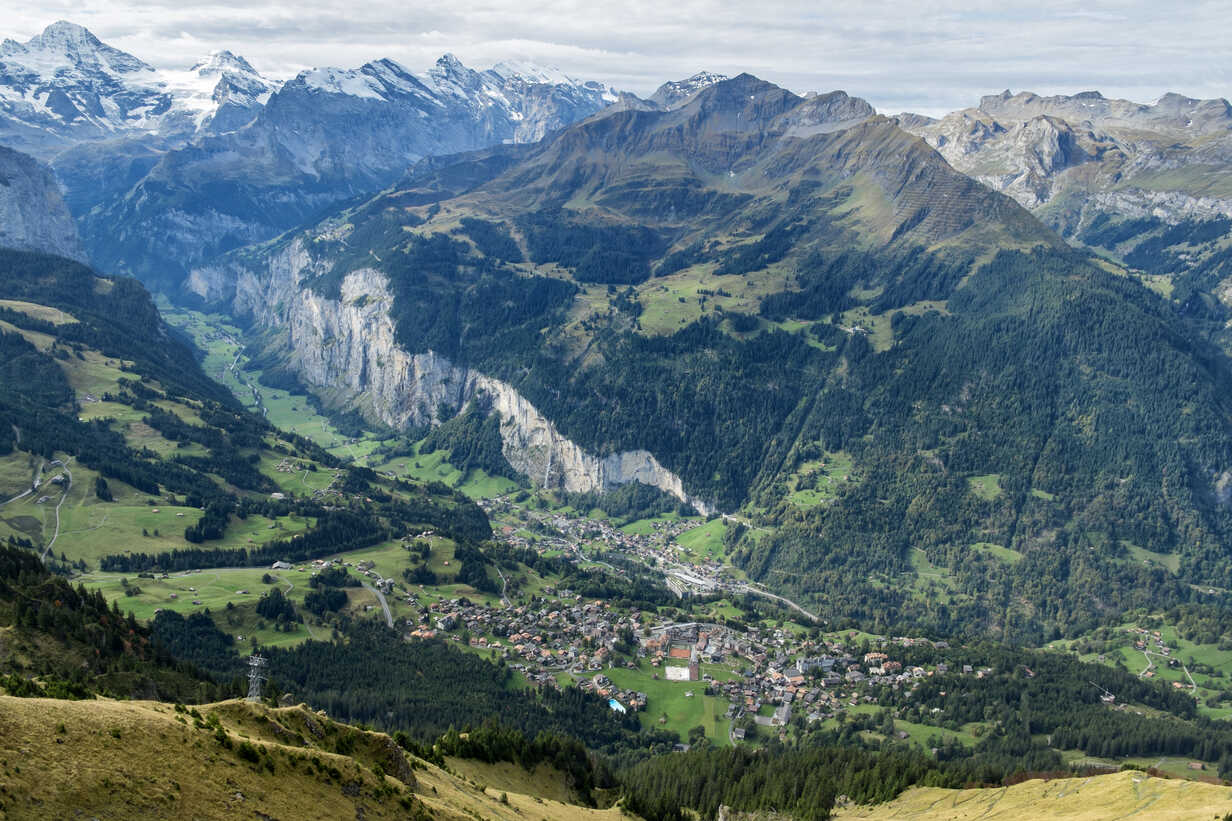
[40,460,71,562]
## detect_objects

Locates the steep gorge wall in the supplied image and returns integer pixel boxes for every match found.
[187,242,712,513]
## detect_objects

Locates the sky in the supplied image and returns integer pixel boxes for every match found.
[6,1,1231,116]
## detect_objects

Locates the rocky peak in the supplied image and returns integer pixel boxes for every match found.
[5,20,151,74]
[676,73,802,133]
[649,71,729,109]
[1011,115,1083,176]
[426,52,481,94]
[774,89,875,136]
[192,49,258,77]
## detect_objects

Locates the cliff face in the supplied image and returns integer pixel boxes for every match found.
[0,145,86,263]
[898,90,1232,228]
[188,243,711,513]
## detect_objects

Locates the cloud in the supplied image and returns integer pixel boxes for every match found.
[6,0,1230,115]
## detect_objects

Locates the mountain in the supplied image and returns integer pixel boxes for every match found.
[896,90,1232,321]
[0,145,85,261]
[648,71,728,109]
[0,21,275,159]
[75,51,621,290]
[181,72,1232,639]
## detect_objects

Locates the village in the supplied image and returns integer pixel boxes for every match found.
[394,581,983,745]
[259,495,1000,748]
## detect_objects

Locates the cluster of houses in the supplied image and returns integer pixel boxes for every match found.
[396,584,993,742]
[480,498,732,594]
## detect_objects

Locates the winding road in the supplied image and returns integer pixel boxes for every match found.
[1138,649,1197,693]
[363,581,394,628]
[495,565,511,607]
[39,459,72,562]
[733,583,821,623]
[1,458,44,508]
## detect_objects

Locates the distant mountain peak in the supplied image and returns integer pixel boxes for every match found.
[4,20,152,74]
[434,52,467,74]
[191,49,258,76]
[649,71,729,109]
[490,59,579,88]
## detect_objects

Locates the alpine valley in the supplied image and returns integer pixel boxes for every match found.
[2,19,1232,821]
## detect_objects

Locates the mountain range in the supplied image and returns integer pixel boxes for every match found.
[0,22,626,290]
[173,71,1232,639]
[6,20,1232,819]
[3,22,1232,640]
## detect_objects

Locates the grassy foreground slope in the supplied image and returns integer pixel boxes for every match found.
[833,771,1232,821]
[0,695,633,821]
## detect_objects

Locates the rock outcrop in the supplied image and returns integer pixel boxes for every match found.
[897,89,1232,227]
[0,145,86,262]
[189,242,711,514]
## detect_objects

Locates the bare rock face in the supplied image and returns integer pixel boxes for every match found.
[189,242,712,514]
[0,145,86,262]
[898,89,1232,226]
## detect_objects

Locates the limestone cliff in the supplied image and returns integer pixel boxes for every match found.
[188,241,712,514]
[0,146,86,263]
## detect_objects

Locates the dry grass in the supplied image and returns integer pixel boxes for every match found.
[0,696,639,821]
[833,771,1232,820]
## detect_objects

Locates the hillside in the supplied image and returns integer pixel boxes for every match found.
[0,695,631,820]
[0,248,492,654]
[898,90,1232,354]
[186,73,1232,639]
[833,770,1232,820]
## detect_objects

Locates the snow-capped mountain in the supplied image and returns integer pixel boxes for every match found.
[152,50,276,135]
[649,71,729,109]
[0,22,625,286]
[287,53,619,144]
[0,21,275,159]
[79,52,623,289]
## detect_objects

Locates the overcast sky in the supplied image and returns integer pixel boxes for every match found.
[7,1,1231,116]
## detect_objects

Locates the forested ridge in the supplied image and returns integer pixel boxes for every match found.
[0,543,225,702]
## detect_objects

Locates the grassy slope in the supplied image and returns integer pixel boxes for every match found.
[832,771,1232,820]
[0,695,633,821]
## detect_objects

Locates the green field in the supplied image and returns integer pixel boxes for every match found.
[674,519,727,562]
[786,452,852,509]
[378,445,520,500]
[79,560,396,652]
[971,542,1023,564]
[1124,543,1181,573]
[837,306,894,352]
[909,548,956,598]
[1050,619,1232,720]
[581,660,733,746]
[158,301,387,462]
[632,263,791,337]
[0,451,37,498]
[620,513,688,536]
[966,473,1003,501]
